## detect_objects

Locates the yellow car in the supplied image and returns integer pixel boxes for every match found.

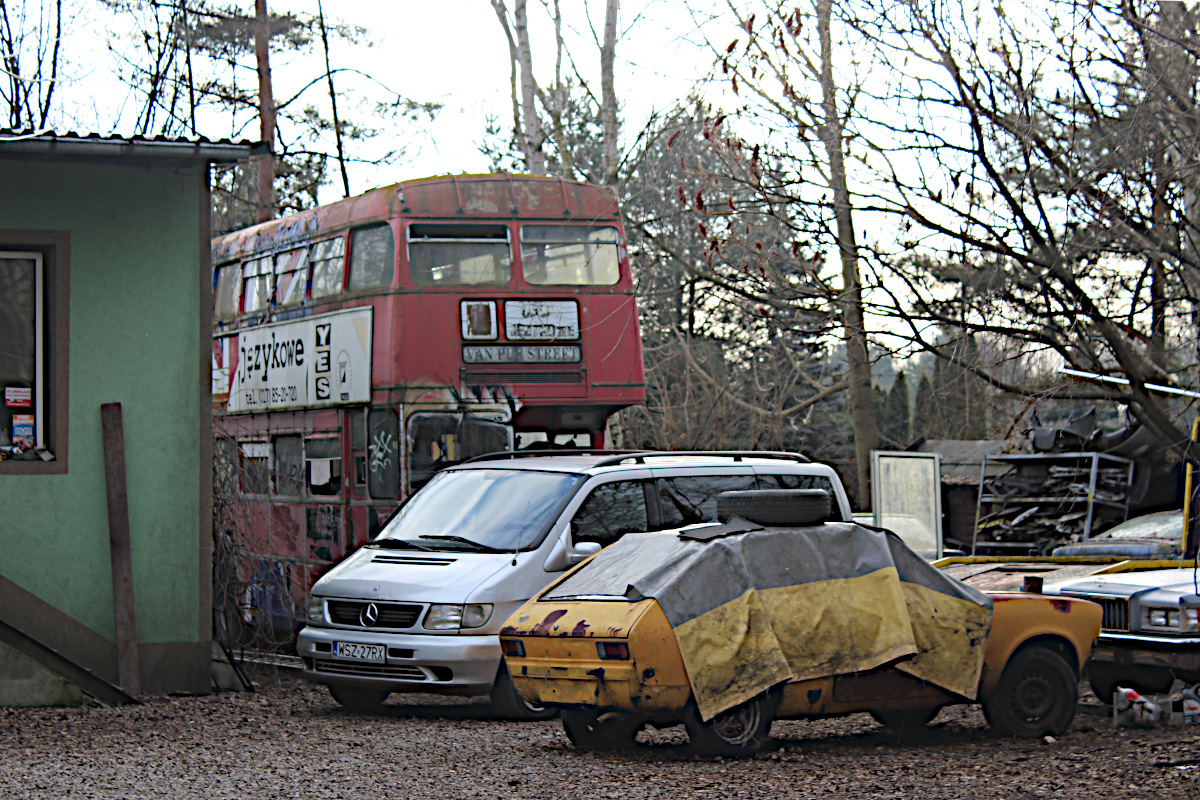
[500,490,1102,756]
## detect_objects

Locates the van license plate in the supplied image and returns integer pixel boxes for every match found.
[333,642,385,663]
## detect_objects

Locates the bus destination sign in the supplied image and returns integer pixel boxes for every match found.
[463,344,582,364]
[504,300,579,340]
[226,308,373,413]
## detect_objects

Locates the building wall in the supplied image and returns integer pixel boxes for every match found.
[0,157,211,697]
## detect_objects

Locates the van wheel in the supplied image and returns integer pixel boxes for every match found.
[684,695,774,757]
[490,664,556,720]
[716,489,831,527]
[982,646,1077,737]
[870,705,941,732]
[561,709,642,750]
[1087,664,1174,703]
[329,685,389,713]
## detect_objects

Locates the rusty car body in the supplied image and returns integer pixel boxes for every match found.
[499,491,1103,756]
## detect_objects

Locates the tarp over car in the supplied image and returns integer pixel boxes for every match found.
[544,521,993,720]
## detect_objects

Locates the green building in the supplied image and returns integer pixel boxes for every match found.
[0,132,262,704]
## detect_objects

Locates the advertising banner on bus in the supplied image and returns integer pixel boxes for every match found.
[226,308,373,412]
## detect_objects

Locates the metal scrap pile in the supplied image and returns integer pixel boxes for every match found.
[977,463,1131,548]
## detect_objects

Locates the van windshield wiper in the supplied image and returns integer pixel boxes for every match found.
[418,535,506,553]
[366,538,434,552]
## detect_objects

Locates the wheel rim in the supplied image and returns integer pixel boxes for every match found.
[1009,668,1059,722]
[711,702,762,745]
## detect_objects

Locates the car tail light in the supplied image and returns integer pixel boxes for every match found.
[501,638,525,658]
[597,641,629,660]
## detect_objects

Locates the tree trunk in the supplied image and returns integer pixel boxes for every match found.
[513,0,546,174]
[600,0,620,188]
[816,0,877,508]
[254,0,276,223]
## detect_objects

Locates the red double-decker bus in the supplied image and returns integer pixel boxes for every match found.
[210,174,645,638]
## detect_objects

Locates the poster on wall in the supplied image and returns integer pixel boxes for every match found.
[4,387,32,408]
[227,308,373,413]
[11,414,35,448]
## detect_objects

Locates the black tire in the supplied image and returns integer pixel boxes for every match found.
[716,489,831,527]
[561,708,643,751]
[490,664,557,720]
[1087,664,1175,703]
[329,684,389,713]
[870,705,941,732]
[684,695,775,757]
[982,646,1078,738]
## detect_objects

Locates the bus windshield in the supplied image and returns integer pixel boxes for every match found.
[375,468,584,552]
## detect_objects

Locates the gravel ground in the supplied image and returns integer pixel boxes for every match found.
[2,670,1198,800]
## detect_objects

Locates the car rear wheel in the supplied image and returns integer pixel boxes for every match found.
[684,695,775,757]
[716,489,831,527]
[982,646,1077,737]
[329,685,389,714]
[870,705,941,733]
[1087,664,1175,703]
[561,709,643,750]
[490,664,557,720]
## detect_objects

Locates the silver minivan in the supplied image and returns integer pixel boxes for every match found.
[296,451,853,716]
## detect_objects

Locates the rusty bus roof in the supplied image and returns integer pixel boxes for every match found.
[211,173,622,262]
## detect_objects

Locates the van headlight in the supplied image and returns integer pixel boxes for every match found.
[306,595,325,625]
[424,603,493,630]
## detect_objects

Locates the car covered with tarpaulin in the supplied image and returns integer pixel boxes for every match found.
[500,490,1102,756]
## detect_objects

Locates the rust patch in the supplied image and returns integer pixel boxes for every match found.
[642,667,656,681]
[570,620,590,637]
[586,667,606,682]
[499,625,518,636]
[1051,599,1072,613]
[531,609,569,636]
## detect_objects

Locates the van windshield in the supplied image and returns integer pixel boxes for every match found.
[375,468,583,551]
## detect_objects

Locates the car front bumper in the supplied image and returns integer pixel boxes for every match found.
[1089,633,1200,675]
[296,625,501,696]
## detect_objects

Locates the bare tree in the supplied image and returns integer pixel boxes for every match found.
[0,0,63,129]
[664,2,881,503]
[848,0,1200,453]
[103,0,439,226]
[489,0,621,188]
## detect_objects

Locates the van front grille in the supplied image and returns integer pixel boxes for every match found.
[327,601,422,629]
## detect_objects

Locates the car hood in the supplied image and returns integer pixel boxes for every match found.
[312,546,510,603]
[1047,568,1200,598]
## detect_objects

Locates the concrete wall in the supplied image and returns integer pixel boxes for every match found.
[0,156,212,700]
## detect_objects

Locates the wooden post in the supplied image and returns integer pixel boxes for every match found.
[101,402,141,697]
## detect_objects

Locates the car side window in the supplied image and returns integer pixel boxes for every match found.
[657,475,759,529]
[570,480,650,547]
[755,473,840,519]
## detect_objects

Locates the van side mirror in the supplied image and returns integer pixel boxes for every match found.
[568,541,601,564]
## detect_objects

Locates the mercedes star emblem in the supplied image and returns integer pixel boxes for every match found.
[359,602,380,627]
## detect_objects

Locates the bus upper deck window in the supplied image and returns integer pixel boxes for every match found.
[213,262,240,320]
[347,224,395,291]
[241,257,272,313]
[310,238,345,298]
[521,225,619,286]
[408,224,511,286]
[274,248,309,307]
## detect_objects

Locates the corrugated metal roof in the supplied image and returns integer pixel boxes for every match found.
[0,129,267,162]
